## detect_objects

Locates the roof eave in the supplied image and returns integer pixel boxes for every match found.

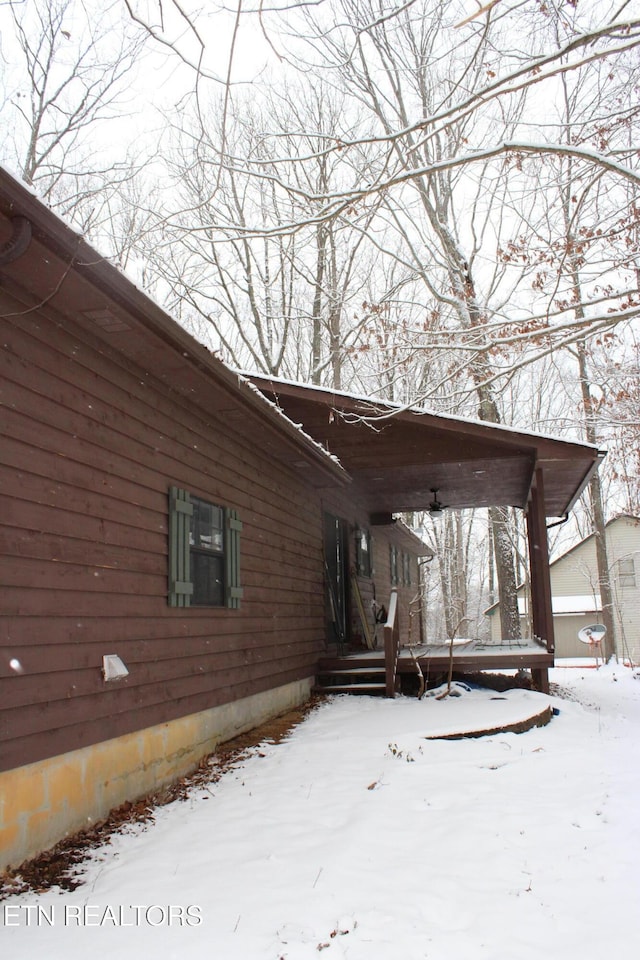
[559,449,607,517]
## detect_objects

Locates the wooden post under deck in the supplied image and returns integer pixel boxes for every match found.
[526,467,554,694]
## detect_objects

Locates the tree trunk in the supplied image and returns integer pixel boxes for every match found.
[577,340,617,659]
[489,505,522,641]
[311,224,326,385]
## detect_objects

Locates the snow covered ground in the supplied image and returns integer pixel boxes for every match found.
[2,662,639,959]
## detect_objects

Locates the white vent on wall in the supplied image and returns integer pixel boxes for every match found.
[102,654,129,681]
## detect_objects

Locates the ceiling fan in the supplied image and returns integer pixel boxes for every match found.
[428,488,448,514]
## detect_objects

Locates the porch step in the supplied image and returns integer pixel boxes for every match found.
[315,658,387,696]
[318,655,385,671]
[317,667,385,677]
[314,682,387,695]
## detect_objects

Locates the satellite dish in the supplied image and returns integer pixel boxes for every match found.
[578,623,607,645]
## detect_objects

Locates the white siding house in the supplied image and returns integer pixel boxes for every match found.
[486,516,640,664]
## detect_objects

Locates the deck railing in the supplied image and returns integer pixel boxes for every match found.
[384,589,400,697]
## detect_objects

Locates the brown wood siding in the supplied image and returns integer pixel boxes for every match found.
[0,309,328,772]
[320,488,425,649]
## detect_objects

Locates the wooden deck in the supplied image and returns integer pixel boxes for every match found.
[316,639,553,696]
[411,639,553,673]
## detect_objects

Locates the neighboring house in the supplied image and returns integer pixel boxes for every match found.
[486,516,640,664]
[0,166,602,871]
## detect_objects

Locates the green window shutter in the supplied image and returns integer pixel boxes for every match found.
[168,487,193,607]
[225,508,243,609]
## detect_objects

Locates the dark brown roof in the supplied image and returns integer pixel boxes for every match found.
[249,376,604,518]
[0,165,603,515]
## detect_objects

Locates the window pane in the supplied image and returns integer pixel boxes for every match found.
[192,552,224,606]
[356,528,372,577]
[618,557,635,587]
[191,498,224,552]
[390,545,398,584]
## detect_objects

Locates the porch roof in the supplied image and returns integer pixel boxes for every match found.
[249,376,604,518]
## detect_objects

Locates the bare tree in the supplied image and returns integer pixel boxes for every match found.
[109,1,639,640]
[591,334,640,517]
[267,0,529,634]
[0,0,149,223]
[119,1,640,383]
[500,12,640,657]
[137,79,388,383]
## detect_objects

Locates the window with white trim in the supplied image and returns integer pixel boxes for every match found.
[617,556,636,589]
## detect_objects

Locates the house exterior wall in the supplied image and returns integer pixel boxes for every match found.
[554,615,602,660]
[600,518,640,665]
[487,517,640,663]
[0,310,335,868]
[551,539,599,598]
[320,488,425,650]
[0,678,311,872]
[538,517,639,662]
[0,303,430,871]
[368,523,424,647]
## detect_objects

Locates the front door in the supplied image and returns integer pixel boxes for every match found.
[323,512,349,652]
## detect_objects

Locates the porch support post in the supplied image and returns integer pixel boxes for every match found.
[384,590,400,698]
[526,467,554,694]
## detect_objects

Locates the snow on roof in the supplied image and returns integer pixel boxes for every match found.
[0,163,597,465]
[0,161,39,195]
[243,371,601,453]
[1,165,601,473]
[516,595,601,616]
[392,517,434,555]
[552,595,602,615]
[237,373,344,469]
